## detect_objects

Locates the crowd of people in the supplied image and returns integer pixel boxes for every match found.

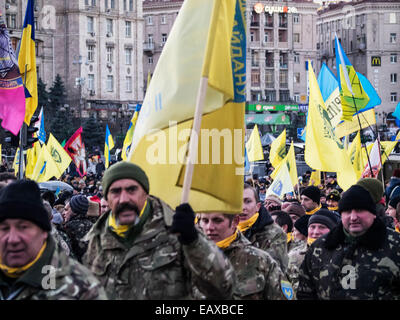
[0,159,399,300]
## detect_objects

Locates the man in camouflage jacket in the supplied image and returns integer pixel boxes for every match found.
[0,180,106,300]
[83,162,235,300]
[298,183,400,299]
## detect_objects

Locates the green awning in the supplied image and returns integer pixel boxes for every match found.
[247,103,299,112]
[245,113,290,125]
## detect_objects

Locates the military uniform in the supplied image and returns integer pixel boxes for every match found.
[287,241,307,292]
[298,219,400,299]
[83,195,235,300]
[0,235,107,300]
[64,214,93,262]
[50,225,75,259]
[243,207,289,273]
[223,232,293,300]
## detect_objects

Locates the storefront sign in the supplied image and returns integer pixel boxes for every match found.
[247,103,299,112]
[253,3,298,14]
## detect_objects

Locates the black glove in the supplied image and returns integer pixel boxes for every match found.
[170,203,198,245]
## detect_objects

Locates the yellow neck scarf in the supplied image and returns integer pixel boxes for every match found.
[216,230,238,249]
[306,204,321,215]
[237,212,259,233]
[0,241,47,278]
[328,206,338,211]
[108,200,147,238]
[307,237,316,246]
[287,232,293,243]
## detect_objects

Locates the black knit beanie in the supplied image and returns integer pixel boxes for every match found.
[301,186,321,204]
[308,208,339,230]
[356,178,383,204]
[389,195,400,209]
[102,161,149,200]
[338,185,377,215]
[294,214,311,237]
[0,180,51,231]
[69,195,89,216]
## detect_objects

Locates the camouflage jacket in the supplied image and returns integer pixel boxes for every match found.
[298,219,400,300]
[64,214,93,262]
[287,241,307,292]
[83,195,235,300]
[244,207,289,273]
[50,225,75,259]
[0,235,107,300]
[224,232,294,300]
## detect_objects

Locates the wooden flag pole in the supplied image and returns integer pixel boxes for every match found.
[181,77,208,204]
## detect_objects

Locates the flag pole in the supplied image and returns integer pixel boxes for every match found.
[181,77,208,204]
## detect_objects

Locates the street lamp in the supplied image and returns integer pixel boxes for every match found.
[72,55,85,126]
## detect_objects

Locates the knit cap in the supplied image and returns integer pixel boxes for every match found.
[327,189,341,202]
[308,208,339,230]
[338,184,377,215]
[389,195,400,209]
[355,178,384,204]
[69,195,89,216]
[301,186,321,204]
[284,203,306,218]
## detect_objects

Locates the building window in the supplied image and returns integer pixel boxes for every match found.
[293,14,299,24]
[126,76,132,92]
[91,0,96,5]
[294,94,300,102]
[264,33,269,43]
[110,0,115,9]
[106,47,113,63]
[107,76,114,92]
[129,0,133,11]
[88,74,95,90]
[265,90,276,102]
[125,48,132,65]
[391,92,398,102]
[104,0,108,9]
[106,19,113,35]
[125,21,131,37]
[147,16,153,25]
[147,34,154,44]
[391,53,398,63]
[161,15,167,24]
[390,13,396,24]
[123,0,126,11]
[161,33,167,44]
[148,56,153,64]
[390,33,396,43]
[251,72,260,86]
[294,33,300,43]
[279,70,288,87]
[391,73,398,84]
[87,16,94,33]
[294,54,300,63]
[294,72,300,84]
[87,45,95,62]
[279,90,290,101]
[265,70,274,87]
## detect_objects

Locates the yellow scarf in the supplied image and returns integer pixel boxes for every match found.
[306,204,321,215]
[307,237,317,246]
[237,212,259,233]
[108,200,147,238]
[328,206,338,211]
[216,230,238,249]
[287,232,293,243]
[0,241,47,278]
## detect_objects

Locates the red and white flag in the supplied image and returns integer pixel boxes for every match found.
[64,127,87,177]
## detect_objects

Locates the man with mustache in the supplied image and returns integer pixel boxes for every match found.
[83,161,235,300]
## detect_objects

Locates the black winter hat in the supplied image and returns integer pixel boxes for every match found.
[301,186,321,204]
[308,208,340,230]
[0,180,51,231]
[327,189,341,202]
[389,195,400,209]
[69,195,89,216]
[294,214,311,237]
[338,184,377,215]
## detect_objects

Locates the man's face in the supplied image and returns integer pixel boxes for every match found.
[301,195,318,212]
[341,209,376,236]
[327,199,338,208]
[100,198,110,216]
[386,205,397,222]
[107,179,148,225]
[198,213,239,243]
[241,188,261,222]
[289,214,300,224]
[0,219,48,267]
[308,223,330,239]
[62,202,73,222]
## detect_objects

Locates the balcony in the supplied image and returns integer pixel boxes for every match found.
[143,42,154,53]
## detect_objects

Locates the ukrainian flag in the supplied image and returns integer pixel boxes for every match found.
[122,104,141,160]
[104,125,114,168]
[18,0,38,125]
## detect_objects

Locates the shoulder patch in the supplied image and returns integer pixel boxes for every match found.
[281,280,294,300]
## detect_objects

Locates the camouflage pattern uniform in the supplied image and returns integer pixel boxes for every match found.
[83,195,235,300]
[0,235,107,300]
[287,241,307,292]
[50,225,75,259]
[244,207,289,273]
[223,232,293,300]
[64,214,93,262]
[298,219,400,299]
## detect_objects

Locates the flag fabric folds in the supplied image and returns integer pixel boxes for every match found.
[305,61,356,191]
[246,124,264,162]
[347,131,363,180]
[18,0,38,125]
[309,170,321,187]
[122,105,141,161]
[266,164,293,200]
[64,127,87,177]
[361,139,382,179]
[269,129,286,168]
[335,35,369,121]
[47,133,71,175]
[0,13,26,135]
[25,136,41,179]
[104,124,115,168]
[270,141,298,188]
[129,0,246,213]
[34,107,46,144]
[31,144,60,182]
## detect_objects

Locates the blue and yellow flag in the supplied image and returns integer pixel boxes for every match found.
[121,105,141,161]
[129,0,246,213]
[31,144,61,182]
[17,0,38,125]
[335,35,369,121]
[104,124,115,168]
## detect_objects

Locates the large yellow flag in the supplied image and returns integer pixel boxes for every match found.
[47,133,71,175]
[305,62,356,191]
[347,131,363,180]
[31,144,61,182]
[269,129,286,168]
[122,110,139,161]
[25,139,41,179]
[128,0,246,213]
[271,141,298,188]
[246,124,264,162]
[308,170,321,186]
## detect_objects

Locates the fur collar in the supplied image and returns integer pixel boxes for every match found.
[324,217,387,250]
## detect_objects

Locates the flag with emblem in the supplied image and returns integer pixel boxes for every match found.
[31,144,61,182]
[266,163,293,199]
[269,129,286,168]
[47,133,71,175]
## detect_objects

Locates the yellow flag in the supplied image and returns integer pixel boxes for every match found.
[12,148,21,176]
[335,108,376,138]
[25,139,41,179]
[266,163,293,199]
[347,131,363,180]
[31,144,62,182]
[308,170,321,186]
[129,0,246,213]
[269,129,286,168]
[47,134,72,175]
[122,111,139,161]
[271,142,298,188]
[305,62,356,191]
[246,124,264,162]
